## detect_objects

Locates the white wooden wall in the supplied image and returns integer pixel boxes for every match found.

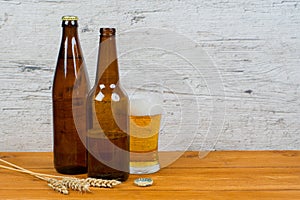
[0,0,299,151]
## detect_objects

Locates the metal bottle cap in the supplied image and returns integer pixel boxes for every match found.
[134,178,153,187]
[62,16,78,21]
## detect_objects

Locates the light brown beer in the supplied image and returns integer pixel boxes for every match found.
[130,114,161,152]
[130,114,161,169]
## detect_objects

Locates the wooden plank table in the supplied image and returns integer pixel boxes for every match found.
[0,151,300,199]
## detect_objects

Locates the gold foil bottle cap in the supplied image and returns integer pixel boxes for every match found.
[62,16,78,21]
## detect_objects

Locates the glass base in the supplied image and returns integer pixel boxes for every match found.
[130,163,160,174]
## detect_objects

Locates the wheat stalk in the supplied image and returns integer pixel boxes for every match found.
[0,164,71,194]
[0,158,122,195]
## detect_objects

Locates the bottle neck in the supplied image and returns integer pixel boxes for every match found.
[95,34,119,85]
[62,26,78,37]
[61,20,79,38]
[60,23,81,59]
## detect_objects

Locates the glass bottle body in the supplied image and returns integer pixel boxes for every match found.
[52,17,90,174]
[87,28,129,181]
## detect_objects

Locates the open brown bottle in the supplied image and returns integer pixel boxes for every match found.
[52,16,90,174]
[87,28,129,181]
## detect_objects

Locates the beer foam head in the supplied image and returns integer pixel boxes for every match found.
[130,95,163,116]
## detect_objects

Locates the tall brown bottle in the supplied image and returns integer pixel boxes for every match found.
[87,28,129,181]
[52,16,90,174]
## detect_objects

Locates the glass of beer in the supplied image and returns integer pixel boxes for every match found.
[129,84,163,174]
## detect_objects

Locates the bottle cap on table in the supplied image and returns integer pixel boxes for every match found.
[134,178,153,187]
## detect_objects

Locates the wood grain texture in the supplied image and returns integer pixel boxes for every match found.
[0,151,300,199]
[0,0,299,151]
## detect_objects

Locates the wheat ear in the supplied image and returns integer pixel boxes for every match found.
[61,177,91,192]
[47,178,69,195]
[85,177,121,188]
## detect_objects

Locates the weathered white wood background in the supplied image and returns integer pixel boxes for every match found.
[0,0,299,151]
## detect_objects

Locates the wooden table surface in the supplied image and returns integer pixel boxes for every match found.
[0,151,300,199]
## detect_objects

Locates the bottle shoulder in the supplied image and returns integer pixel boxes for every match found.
[88,83,128,102]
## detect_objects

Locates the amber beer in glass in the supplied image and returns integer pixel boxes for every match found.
[52,16,90,174]
[129,86,162,174]
[87,28,129,181]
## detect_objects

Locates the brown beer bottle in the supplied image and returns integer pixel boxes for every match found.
[52,16,90,174]
[87,28,129,181]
